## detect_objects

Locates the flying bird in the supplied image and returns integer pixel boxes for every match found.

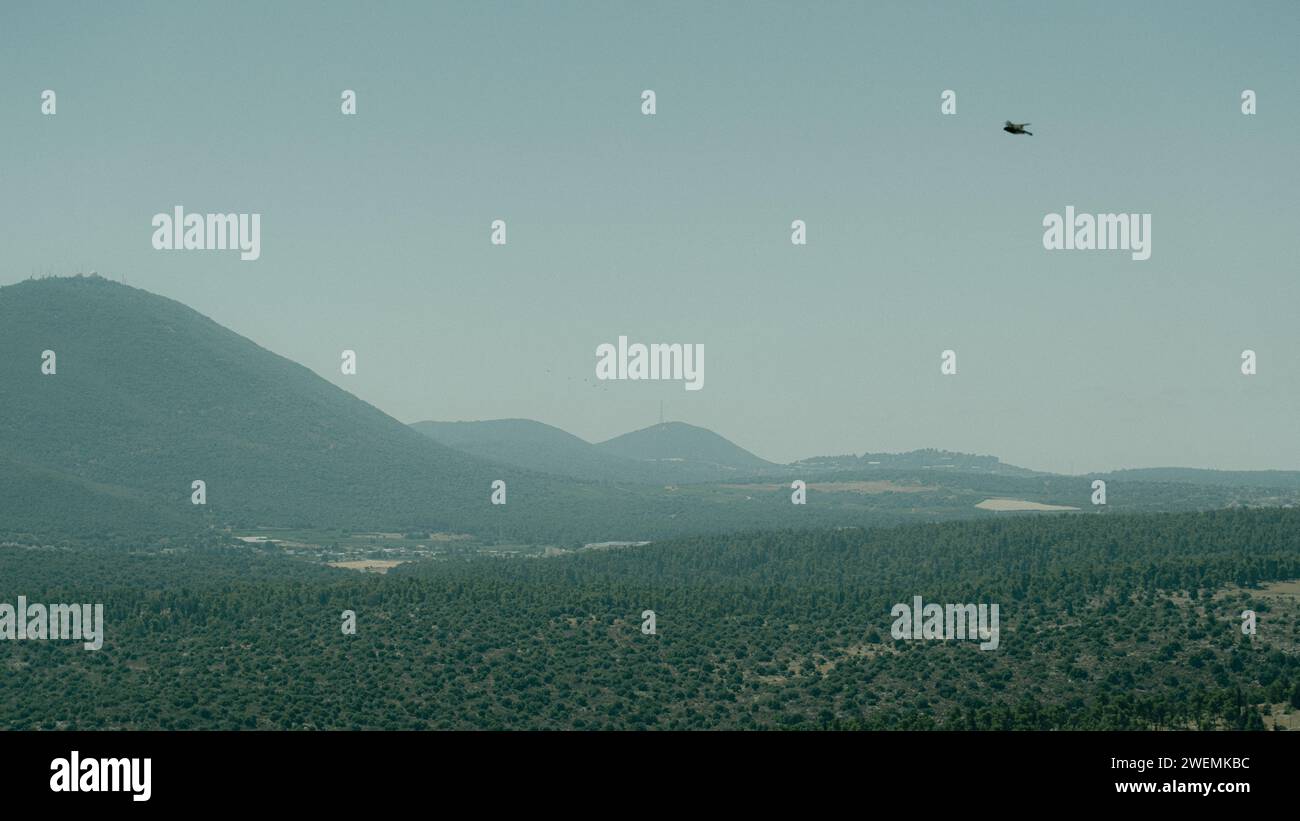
[1003,120,1032,136]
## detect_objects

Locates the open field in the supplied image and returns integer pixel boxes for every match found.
[327,560,407,573]
[719,480,934,494]
[976,498,1081,512]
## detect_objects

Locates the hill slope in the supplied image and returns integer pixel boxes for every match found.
[0,454,201,544]
[596,421,774,475]
[0,276,591,538]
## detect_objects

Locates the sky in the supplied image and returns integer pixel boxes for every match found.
[2,0,1297,472]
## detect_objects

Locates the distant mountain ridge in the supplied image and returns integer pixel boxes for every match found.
[791,448,1043,477]
[412,419,775,483]
[1101,467,1300,490]
[7,276,1299,550]
[0,277,1104,549]
[410,419,652,483]
[596,421,774,471]
[413,419,1041,483]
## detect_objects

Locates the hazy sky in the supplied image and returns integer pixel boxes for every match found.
[3,1,1297,472]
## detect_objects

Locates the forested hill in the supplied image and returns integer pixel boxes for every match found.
[0,276,590,537]
[596,421,774,472]
[414,419,781,483]
[411,418,663,483]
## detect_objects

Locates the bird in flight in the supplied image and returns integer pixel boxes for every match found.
[1003,120,1032,136]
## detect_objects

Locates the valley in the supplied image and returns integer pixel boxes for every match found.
[2,277,1299,732]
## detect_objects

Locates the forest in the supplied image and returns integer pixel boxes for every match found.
[1,508,1297,730]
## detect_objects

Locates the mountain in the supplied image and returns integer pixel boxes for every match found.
[410,418,654,483]
[7,277,1297,550]
[595,421,775,475]
[6,277,959,546]
[412,418,778,483]
[414,417,1047,485]
[0,454,199,544]
[0,276,601,541]
[0,277,1032,546]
